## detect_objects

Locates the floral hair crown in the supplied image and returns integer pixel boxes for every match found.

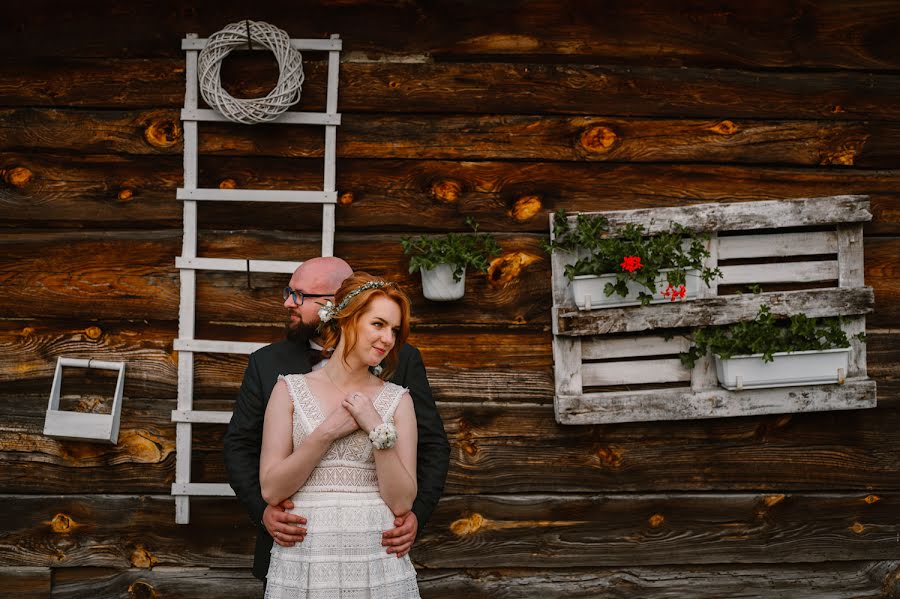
[317,280,392,324]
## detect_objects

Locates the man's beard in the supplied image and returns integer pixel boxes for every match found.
[285,316,318,344]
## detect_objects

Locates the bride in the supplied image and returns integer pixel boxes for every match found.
[259,273,420,598]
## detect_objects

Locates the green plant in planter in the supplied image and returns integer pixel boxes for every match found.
[545,210,722,305]
[679,305,867,368]
[401,217,501,282]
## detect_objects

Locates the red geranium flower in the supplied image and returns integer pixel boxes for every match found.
[620,255,643,272]
[662,283,687,301]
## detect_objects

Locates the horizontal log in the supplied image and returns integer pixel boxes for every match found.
[3,493,895,568]
[5,108,900,168]
[2,153,899,235]
[4,59,900,120]
[557,380,877,425]
[0,567,50,598]
[557,288,875,336]
[42,562,900,599]
[2,368,900,494]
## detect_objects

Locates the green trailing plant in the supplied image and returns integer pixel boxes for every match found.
[544,210,722,305]
[401,217,501,282]
[679,305,867,368]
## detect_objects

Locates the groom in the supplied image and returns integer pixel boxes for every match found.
[223,256,450,584]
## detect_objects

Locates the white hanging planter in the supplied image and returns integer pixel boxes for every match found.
[421,264,466,301]
[571,268,701,310]
[715,347,850,391]
[44,357,126,444]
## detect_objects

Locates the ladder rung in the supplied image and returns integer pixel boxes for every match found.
[177,188,336,203]
[181,37,342,51]
[171,482,235,496]
[175,257,301,273]
[174,339,268,355]
[181,108,341,126]
[171,410,232,424]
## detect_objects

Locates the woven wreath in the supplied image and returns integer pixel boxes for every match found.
[198,20,304,124]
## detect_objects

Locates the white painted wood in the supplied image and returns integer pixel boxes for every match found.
[582,336,691,360]
[171,482,236,496]
[557,287,874,337]
[175,256,301,274]
[549,213,578,313]
[565,195,871,235]
[718,260,838,285]
[718,231,837,260]
[556,379,876,424]
[182,37,343,51]
[177,188,337,203]
[583,359,690,386]
[174,338,268,355]
[552,309,582,397]
[838,224,868,377]
[691,233,719,390]
[181,108,340,125]
[171,410,232,424]
[44,357,126,444]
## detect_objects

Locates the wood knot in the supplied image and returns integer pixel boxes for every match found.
[508,195,542,222]
[850,522,865,534]
[338,192,354,206]
[580,125,618,153]
[128,580,158,599]
[648,514,664,527]
[388,80,401,89]
[819,149,856,166]
[460,439,479,457]
[219,178,237,189]
[121,431,173,463]
[832,105,845,114]
[864,494,880,504]
[20,326,35,336]
[118,188,134,202]
[487,252,541,286]
[595,446,623,468]
[430,179,462,203]
[709,120,738,135]
[49,513,78,534]
[143,118,181,149]
[763,494,785,507]
[130,544,158,569]
[450,513,487,536]
[3,166,33,188]
[84,326,102,340]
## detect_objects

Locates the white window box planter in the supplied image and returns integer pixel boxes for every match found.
[571,269,701,310]
[715,347,850,391]
[421,264,466,301]
[44,357,126,444]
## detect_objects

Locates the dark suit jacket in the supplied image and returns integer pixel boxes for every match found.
[223,339,450,580]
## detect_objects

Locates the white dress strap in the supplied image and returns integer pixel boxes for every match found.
[279,374,314,436]
[381,383,409,423]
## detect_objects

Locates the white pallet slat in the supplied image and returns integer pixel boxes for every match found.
[550,196,875,425]
[172,33,343,522]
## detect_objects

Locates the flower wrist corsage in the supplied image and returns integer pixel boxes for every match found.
[368,422,397,450]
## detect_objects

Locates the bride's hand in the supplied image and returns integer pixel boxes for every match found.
[342,392,382,433]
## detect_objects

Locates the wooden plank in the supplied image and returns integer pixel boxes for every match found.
[173,339,266,355]
[582,335,691,360]
[171,483,234,496]
[7,109,900,168]
[417,562,900,599]
[4,2,899,69]
[4,59,900,120]
[0,492,896,568]
[175,257,301,274]
[566,196,871,235]
[718,260,839,285]
[582,359,690,387]
[181,36,342,52]
[51,567,262,599]
[176,188,337,203]
[557,288,875,336]
[838,224,869,379]
[181,108,340,125]
[556,380,876,425]
[0,567,50,599]
[718,231,838,260]
[171,410,232,424]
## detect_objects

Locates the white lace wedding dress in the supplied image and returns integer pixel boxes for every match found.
[264,374,421,599]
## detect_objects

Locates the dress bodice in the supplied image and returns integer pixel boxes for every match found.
[279,374,407,493]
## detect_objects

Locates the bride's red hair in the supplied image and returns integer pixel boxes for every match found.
[318,272,411,379]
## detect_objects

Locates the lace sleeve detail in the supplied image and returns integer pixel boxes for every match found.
[279,374,313,436]
[382,384,410,423]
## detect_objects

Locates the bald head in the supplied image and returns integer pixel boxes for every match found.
[293,256,353,295]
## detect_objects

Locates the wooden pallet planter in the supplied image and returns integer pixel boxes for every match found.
[551,195,876,425]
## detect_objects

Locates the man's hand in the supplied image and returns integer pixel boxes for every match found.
[382,511,418,558]
[263,499,307,547]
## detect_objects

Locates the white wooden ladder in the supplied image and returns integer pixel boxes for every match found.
[172,33,342,523]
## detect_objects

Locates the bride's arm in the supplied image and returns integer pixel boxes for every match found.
[259,379,345,504]
[371,393,418,516]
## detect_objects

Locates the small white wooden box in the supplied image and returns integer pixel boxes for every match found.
[44,357,126,444]
[715,347,850,391]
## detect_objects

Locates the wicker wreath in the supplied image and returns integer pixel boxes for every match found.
[198,20,304,124]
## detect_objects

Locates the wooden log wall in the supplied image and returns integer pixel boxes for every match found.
[1,1,899,597]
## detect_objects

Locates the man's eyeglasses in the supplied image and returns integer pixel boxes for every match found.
[283,287,332,305]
